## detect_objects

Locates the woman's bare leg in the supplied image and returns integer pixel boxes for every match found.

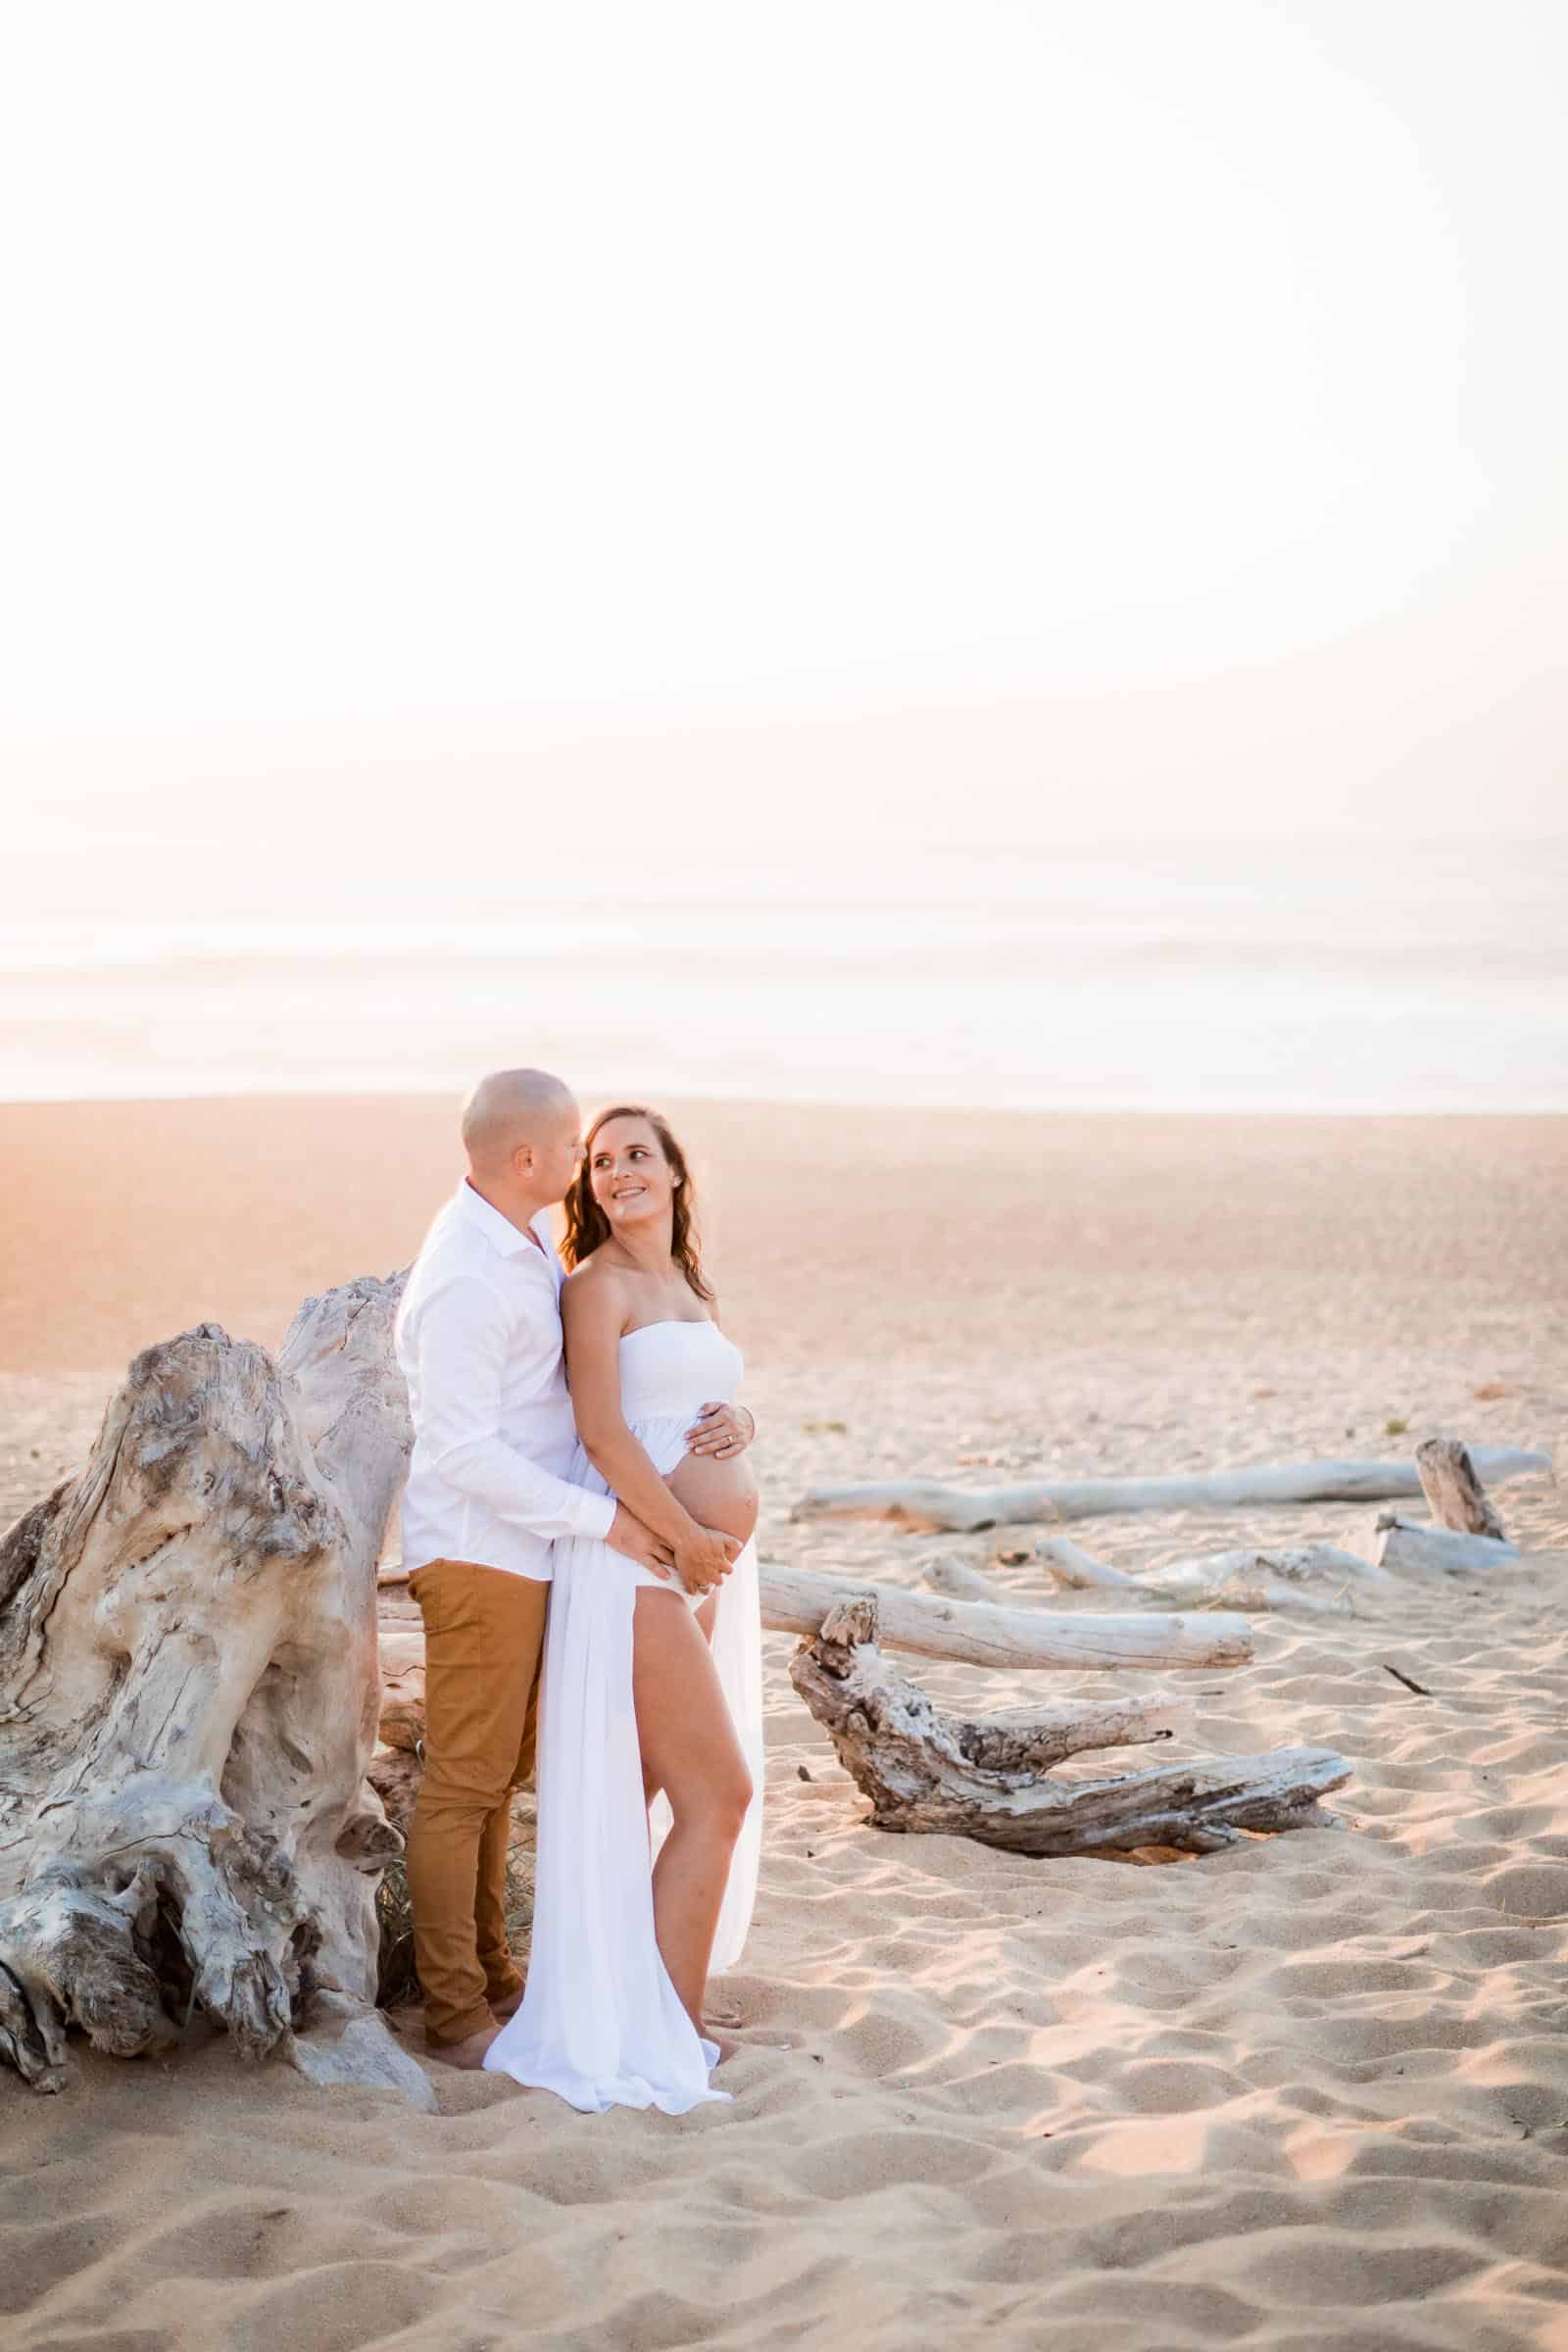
[632,1589,753,2036]
[641,1592,720,1814]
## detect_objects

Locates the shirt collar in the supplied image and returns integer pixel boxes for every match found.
[456,1180,549,1262]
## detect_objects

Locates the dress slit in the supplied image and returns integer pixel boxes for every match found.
[484,1428,762,2114]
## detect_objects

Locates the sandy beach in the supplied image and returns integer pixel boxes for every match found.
[3,1096,1567,2352]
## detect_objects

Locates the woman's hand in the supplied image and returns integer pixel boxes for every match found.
[675,1525,743,1594]
[685,1403,755,1459]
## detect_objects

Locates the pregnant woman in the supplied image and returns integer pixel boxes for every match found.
[485,1106,763,2113]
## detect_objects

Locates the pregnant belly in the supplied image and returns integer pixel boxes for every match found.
[665,1449,760,1548]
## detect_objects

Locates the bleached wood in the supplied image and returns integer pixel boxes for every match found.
[1415,1437,1508,1542]
[376,1623,426,1681]
[379,1665,426,1755]
[795,1446,1550,1534]
[788,1598,1349,1856]
[1135,1544,1397,1614]
[368,1742,422,1837]
[1035,1537,1137,1592]
[0,1278,429,2105]
[921,1553,1007,1603]
[758,1560,1251,1670]
[1030,1538,1393,1615]
[1375,1515,1519,1577]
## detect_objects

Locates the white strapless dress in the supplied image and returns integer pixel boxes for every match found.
[484,1320,763,2113]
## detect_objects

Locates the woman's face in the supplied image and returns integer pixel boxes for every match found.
[588,1114,677,1237]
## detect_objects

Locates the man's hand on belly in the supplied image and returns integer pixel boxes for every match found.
[605,1506,678,1580]
[685,1402,755,1459]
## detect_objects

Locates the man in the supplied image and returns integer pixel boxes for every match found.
[395,1068,754,2068]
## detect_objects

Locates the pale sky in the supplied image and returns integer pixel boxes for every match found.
[4,0,1564,883]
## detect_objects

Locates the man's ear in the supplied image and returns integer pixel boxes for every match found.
[512,1140,535,1177]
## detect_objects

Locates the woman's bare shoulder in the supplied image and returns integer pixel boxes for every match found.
[562,1250,630,1322]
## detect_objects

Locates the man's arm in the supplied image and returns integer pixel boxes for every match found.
[563,1276,739,1592]
[413,1273,620,1544]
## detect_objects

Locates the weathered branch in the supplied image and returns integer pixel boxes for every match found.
[1034,1537,1138,1592]
[795,1446,1550,1534]
[921,1554,1009,1603]
[788,1598,1349,1857]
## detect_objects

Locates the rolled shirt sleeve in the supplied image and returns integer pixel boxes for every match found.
[414,1274,616,1544]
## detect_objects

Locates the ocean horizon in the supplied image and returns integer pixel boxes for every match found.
[7,836,1565,1113]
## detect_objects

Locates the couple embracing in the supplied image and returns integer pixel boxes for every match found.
[393,1068,762,2114]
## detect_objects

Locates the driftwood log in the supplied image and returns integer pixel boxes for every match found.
[921,1553,1009,1604]
[1029,1537,1395,1612]
[789,1599,1350,1856]
[1031,1537,1137,1592]
[1415,1437,1509,1542]
[1374,1516,1520,1577]
[1118,1544,1396,1615]
[0,1279,432,2105]
[796,1447,1550,1534]
[756,1561,1250,1670]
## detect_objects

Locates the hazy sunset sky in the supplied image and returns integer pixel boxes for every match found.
[5,0,1564,885]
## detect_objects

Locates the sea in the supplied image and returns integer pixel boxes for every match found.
[4,837,1564,1112]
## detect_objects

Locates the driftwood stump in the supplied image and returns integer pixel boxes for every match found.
[1415,1436,1509,1542]
[0,1277,428,2102]
[789,1598,1350,1857]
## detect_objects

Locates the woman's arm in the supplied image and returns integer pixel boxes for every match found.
[680,1296,756,1458]
[563,1274,737,1590]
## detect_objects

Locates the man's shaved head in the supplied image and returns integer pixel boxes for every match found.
[462,1067,577,1175]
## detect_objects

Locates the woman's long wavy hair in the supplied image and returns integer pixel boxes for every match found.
[562,1104,715,1301]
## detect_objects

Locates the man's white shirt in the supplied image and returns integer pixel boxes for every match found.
[395,1182,616,1582]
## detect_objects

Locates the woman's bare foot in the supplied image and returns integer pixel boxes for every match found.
[426,2020,502,2070]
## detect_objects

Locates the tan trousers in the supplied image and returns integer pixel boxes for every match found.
[404,1558,548,2045]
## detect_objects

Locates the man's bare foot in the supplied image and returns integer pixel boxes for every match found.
[489,1986,523,2022]
[425,2021,502,2070]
